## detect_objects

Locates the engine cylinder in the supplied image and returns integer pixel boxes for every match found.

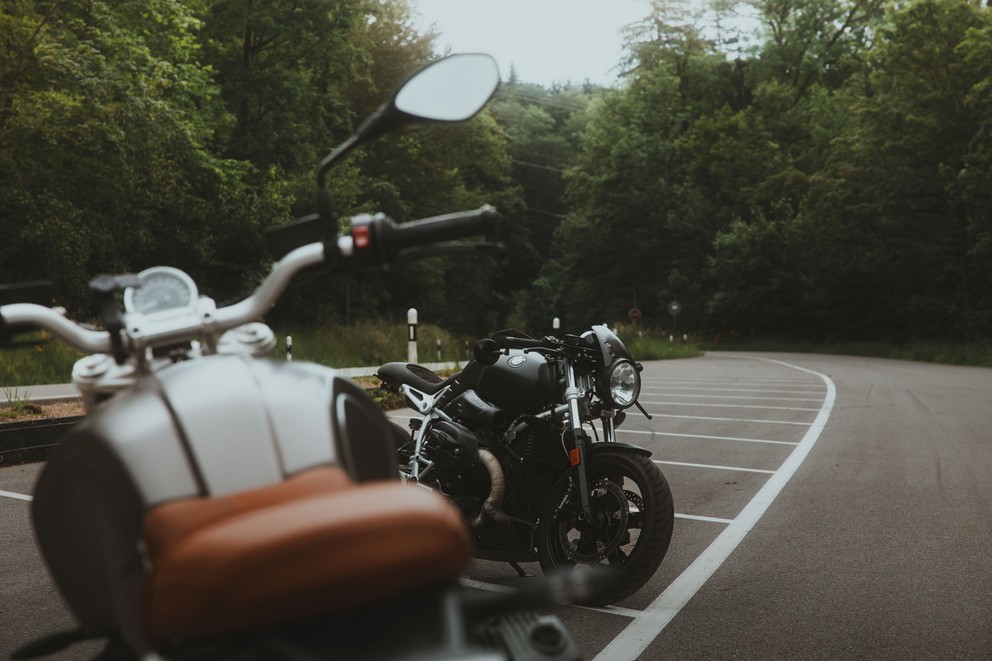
[426,420,480,475]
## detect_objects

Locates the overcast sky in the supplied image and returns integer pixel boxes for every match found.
[408,0,657,88]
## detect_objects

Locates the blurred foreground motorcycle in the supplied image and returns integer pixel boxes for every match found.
[3,54,588,661]
[378,326,675,606]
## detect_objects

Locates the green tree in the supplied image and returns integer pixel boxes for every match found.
[0,0,286,313]
[748,0,886,101]
[804,0,992,339]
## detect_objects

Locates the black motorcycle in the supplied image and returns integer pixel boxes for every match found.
[378,326,675,605]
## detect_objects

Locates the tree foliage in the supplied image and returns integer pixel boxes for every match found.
[2,0,990,345]
[0,0,286,311]
[0,0,523,334]
[526,0,992,343]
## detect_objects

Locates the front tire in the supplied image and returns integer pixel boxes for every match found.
[536,449,674,606]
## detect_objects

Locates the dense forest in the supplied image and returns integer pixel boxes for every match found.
[1,0,990,343]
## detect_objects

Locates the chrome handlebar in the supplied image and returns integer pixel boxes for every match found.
[0,205,498,357]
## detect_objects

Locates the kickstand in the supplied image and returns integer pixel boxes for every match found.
[509,561,535,578]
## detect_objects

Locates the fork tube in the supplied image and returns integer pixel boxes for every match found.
[601,414,617,443]
[562,361,593,513]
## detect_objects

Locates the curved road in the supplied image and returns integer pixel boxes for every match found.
[643,352,992,659]
[1,352,990,659]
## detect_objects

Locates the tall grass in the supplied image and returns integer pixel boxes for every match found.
[0,335,85,387]
[6,322,986,389]
[0,323,474,388]
[255,322,475,368]
[612,324,703,361]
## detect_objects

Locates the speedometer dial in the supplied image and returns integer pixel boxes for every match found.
[123,266,198,316]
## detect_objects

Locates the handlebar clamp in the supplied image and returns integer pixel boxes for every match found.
[89,274,140,365]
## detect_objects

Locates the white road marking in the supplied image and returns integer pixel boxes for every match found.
[0,489,32,502]
[675,513,735,525]
[643,392,823,402]
[642,377,814,386]
[642,386,825,396]
[619,428,798,446]
[647,413,812,426]
[594,358,835,661]
[640,400,820,412]
[655,460,775,475]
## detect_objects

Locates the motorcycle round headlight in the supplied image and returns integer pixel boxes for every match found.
[606,360,640,409]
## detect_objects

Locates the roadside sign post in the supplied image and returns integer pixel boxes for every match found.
[668,301,682,337]
[407,308,417,364]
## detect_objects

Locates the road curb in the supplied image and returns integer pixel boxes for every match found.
[0,416,85,466]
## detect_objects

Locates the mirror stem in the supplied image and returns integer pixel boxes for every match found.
[316,133,361,189]
[316,187,336,224]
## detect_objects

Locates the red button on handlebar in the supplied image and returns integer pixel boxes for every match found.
[353,225,370,249]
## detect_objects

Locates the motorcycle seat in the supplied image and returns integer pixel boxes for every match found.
[140,466,472,643]
[377,362,459,395]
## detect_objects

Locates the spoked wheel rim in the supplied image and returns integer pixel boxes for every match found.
[537,450,674,605]
[542,461,650,571]
[553,478,632,564]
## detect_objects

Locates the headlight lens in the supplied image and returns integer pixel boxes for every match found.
[607,360,640,408]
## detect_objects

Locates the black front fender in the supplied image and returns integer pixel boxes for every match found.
[587,442,652,458]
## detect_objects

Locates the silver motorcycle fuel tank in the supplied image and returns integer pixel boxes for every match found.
[29,354,395,653]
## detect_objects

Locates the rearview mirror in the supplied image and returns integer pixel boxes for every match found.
[316,53,501,215]
[393,53,501,122]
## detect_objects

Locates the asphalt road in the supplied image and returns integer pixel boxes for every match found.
[1,352,990,659]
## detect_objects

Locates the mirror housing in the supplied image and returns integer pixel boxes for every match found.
[317,53,500,190]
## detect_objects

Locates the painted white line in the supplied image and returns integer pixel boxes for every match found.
[642,386,825,396]
[642,392,823,402]
[459,577,643,619]
[648,413,812,426]
[642,377,814,385]
[675,513,735,525]
[0,490,32,502]
[640,400,820,412]
[619,428,798,446]
[655,460,775,475]
[594,357,835,661]
[459,577,519,593]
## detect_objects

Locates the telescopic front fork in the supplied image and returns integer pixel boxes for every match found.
[562,362,596,521]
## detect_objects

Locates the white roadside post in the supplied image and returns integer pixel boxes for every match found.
[553,317,560,333]
[286,335,293,362]
[407,308,418,364]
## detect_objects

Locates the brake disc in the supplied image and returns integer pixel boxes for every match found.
[558,478,630,562]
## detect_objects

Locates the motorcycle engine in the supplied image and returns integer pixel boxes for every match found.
[423,419,481,482]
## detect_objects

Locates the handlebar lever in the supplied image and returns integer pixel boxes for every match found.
[89,274,141,365]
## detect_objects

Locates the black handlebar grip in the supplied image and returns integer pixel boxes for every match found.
[394,205,498,250]
[494,336,547,350]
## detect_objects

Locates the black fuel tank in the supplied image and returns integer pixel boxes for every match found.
[473,350,553,415]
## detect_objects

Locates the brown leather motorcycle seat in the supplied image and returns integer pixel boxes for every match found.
[140,467,472,642]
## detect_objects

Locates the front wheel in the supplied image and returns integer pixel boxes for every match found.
[536,449,674,606]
